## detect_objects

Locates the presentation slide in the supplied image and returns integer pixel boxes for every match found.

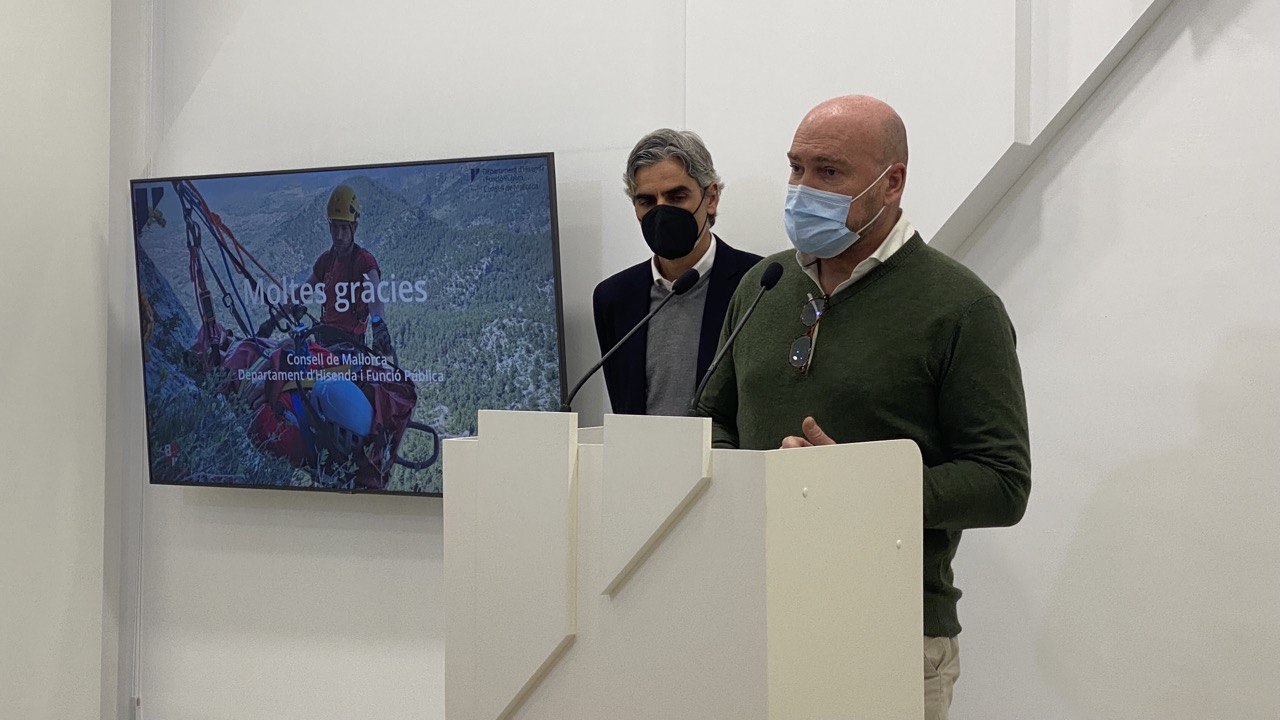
[130,154,564,495]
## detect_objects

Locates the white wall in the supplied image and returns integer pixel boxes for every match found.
[0,1,109,719]
[98,0,1265,718]
[952,0,1280,717]
[1025,0,1172,139]
[108,2,688,718]
[687,0,1016,257]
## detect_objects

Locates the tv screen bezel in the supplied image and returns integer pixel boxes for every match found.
[128,151,567,498]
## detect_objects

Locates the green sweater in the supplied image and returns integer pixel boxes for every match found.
[697,234,1030,637]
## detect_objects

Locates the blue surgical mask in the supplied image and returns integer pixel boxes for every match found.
[784,165,893,258]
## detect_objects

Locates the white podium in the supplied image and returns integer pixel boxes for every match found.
[443,410,923,720]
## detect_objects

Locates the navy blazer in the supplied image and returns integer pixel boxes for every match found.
[591,237,763,414]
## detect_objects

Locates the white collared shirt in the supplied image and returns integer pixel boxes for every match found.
[652,235,718,290]
[795,214,916,296]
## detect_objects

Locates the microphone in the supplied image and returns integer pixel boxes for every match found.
[687,261,783,416]
[561,267,701,413]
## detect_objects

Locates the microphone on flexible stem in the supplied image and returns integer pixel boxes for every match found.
[561,267,702,413]
[687,261,784,416]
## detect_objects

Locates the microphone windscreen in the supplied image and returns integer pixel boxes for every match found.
[672,268,701,295]
[760,262,784,289]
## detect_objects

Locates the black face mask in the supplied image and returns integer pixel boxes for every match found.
[640,193,709,260]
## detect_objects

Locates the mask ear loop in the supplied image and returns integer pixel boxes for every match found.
[847,164,895,205]
[691,184,713,242]
[846,165,894,237]
[853,204,887,236]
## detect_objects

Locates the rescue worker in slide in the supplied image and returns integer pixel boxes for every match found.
[300,184,395,357]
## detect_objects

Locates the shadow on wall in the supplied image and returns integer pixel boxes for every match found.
[1186,0,1263,55]
[962,0,1261,295]
[1037,329,1280,719]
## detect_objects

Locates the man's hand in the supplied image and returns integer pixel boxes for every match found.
[371,318,394,357]
[780,416,837,448]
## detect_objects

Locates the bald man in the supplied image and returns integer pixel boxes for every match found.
[696,95,1030,719]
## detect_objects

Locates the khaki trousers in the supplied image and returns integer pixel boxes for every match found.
[923,635,960,720]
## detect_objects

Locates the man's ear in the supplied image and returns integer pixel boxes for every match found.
[885,164,907,203]
[705,183,721,215]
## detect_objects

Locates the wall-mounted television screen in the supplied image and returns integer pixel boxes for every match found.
[130,153,565,496]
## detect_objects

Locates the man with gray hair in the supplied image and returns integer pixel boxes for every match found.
[592,128,762,415]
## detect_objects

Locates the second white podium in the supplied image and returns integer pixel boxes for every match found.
[444,410,923,720]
